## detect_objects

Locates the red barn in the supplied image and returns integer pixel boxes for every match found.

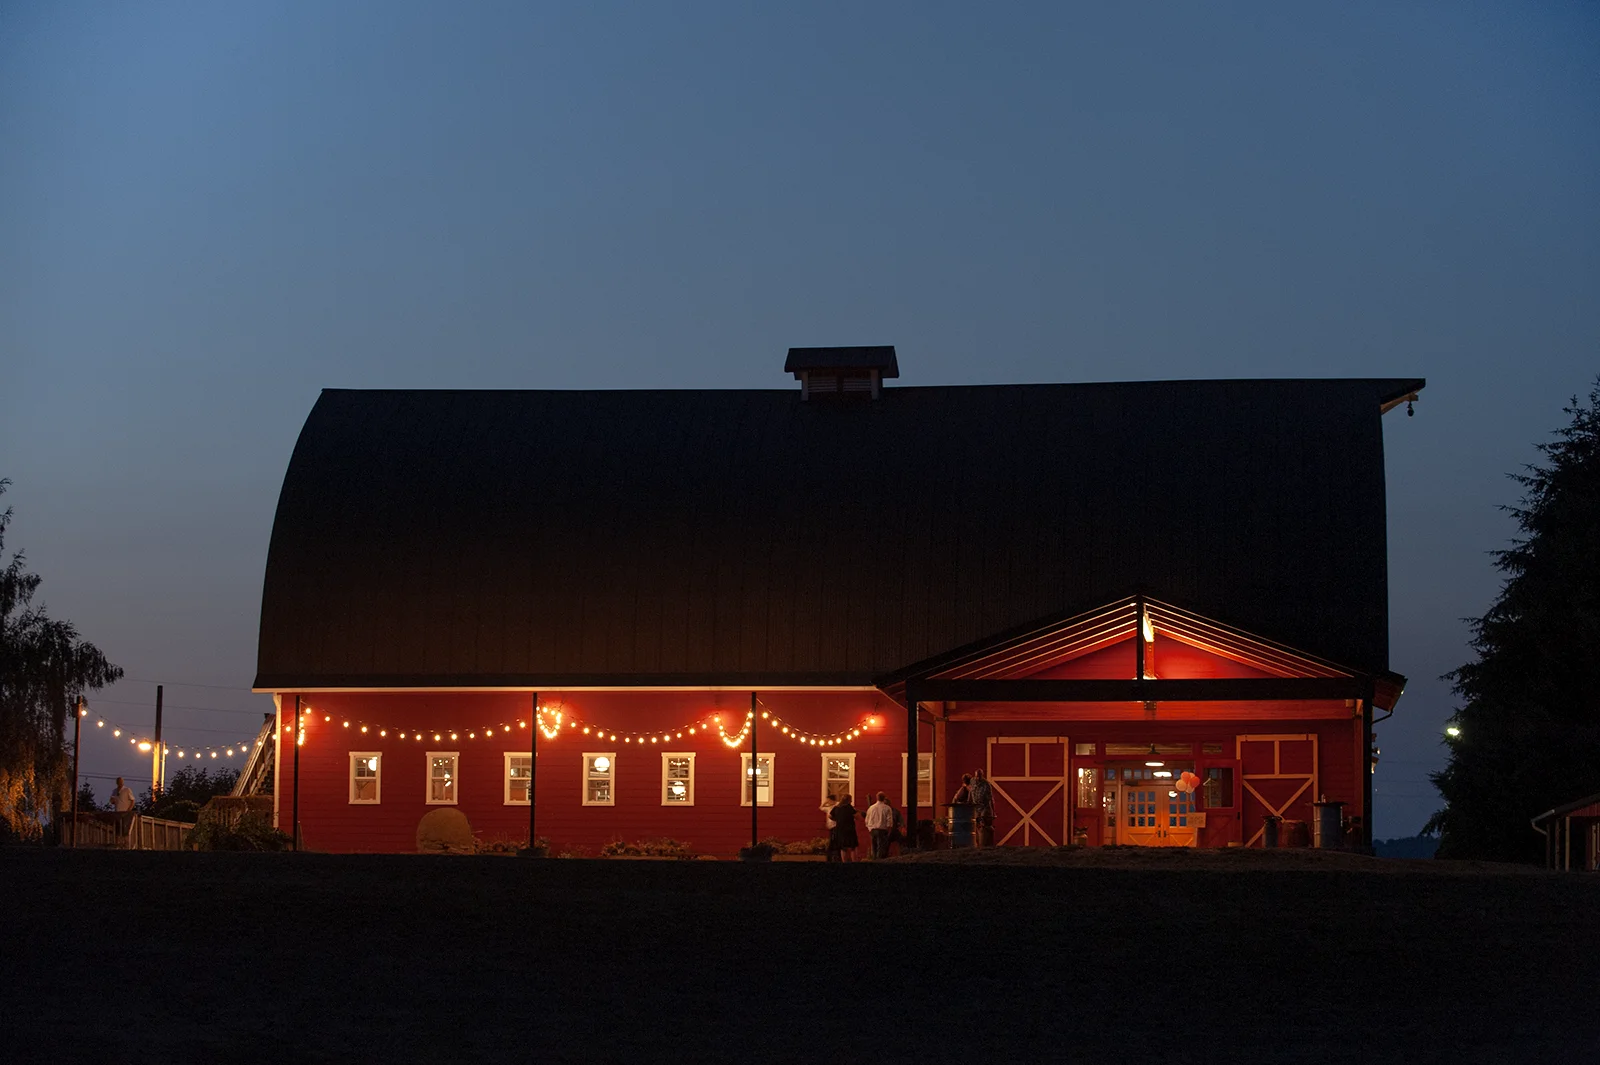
[252,349,1423,855]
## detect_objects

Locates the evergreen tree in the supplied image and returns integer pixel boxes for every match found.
[0,480,124,840]
[1427,381,1600,861]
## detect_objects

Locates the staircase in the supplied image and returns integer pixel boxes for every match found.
[232,714,277,796]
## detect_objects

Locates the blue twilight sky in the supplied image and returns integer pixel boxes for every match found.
[1,1,1595,834]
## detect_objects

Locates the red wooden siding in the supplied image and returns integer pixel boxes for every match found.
[272,690,928,856]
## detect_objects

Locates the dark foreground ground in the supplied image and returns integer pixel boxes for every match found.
[4,849,1597,1064]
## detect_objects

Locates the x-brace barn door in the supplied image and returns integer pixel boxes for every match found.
[986,736,1069,847]
[1237,734,1319,848]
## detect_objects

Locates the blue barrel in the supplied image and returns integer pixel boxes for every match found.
[945,803,975,848]
[1312,801,1345,849]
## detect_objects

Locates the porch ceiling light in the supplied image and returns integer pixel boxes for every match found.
[1144,744,1164,768]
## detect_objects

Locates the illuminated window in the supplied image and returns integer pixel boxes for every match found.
[426,752,458,805]
[505,752,532,805]
[900,752,933,807]
[822,753,855,804]
[1074,742,1096,756]
[1076,766,1100,808]
[1202,766,1236,810]
[583,752,615,806]
[661,752,695,805]
[740,752,774,807]
[349,752,381,804]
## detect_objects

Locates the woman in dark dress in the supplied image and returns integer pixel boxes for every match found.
[829,793,860,862]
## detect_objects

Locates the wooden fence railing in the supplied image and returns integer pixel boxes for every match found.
[68,813,194,850]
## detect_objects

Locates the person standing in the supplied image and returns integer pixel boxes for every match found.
[822,797,842,862]
[111,777,136,842]
[969,769,994,848]
[829,793,860,862]
[865,792,895,860]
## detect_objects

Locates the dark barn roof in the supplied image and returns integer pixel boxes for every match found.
[255,378,1422,690]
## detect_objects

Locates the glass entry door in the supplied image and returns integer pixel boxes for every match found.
[1116,780,1198,847]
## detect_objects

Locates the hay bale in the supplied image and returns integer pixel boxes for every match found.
[416,808,474,853]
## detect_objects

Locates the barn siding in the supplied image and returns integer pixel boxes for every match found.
[272,690,915,856]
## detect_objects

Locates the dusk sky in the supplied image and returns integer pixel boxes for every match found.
[2,2,1595,835]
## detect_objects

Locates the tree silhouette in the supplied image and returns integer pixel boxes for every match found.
[1427,381,1600,861]
[0,480,124,840]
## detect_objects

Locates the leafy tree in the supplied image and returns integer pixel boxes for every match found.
[0,480,124,841]
[1427,381,1600,861]
[139,765,239,823]
[75,781,100,813]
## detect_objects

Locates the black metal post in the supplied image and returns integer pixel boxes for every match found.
[292,693,301,852]
[905,682,918,850]
[749,691,759,849]
[529,691,538,849]
[70,697,83,848]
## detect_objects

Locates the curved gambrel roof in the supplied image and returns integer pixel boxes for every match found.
[255,377,1422,690]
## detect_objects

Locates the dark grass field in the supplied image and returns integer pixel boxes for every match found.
[4,849,1597,1064]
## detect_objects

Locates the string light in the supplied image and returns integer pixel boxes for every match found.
[280,702,878,753]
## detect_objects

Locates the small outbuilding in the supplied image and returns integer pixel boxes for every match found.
[1532,792,1600,871]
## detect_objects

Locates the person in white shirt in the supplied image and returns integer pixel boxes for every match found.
[865,792,896,860]
[111,777,136,839]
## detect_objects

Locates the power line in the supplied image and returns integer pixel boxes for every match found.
[123,677,257,693]
[89,697,268,715]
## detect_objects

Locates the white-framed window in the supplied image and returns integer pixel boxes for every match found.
[902,752,934,807]
[661,752,695,806]
[505,752,532,805]
[349,752,381,804]
[740,752,774,807]
[583,752,615,806]
[822,752,856,804]
[426,752,458,805]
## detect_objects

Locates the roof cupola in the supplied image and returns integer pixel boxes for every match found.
[784,345,899,400]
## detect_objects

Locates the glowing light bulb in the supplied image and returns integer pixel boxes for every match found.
[227,749,235,756]
[379,730,387,737]
[113,729,122,737]
[324,715,330,722]
[96,720,104,728]
[342,721,350,728]
[361,725,368,733]
[137,741,152,752]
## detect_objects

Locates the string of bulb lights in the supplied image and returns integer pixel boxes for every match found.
[284,701,880,750]
[75,706,259,760]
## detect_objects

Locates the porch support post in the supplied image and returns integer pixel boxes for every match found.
[1362,679,1376,852]
[933,709,949,818]
[291,693,301,852]
[1135,594,1146,680]
[906,682,919,849]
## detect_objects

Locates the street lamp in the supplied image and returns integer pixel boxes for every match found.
[1445,725,1461,739]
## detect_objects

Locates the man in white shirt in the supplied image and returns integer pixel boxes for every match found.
[865,792,896,860]
[111,777,136,840]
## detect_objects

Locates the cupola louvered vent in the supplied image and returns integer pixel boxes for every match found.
[784,346,899,401]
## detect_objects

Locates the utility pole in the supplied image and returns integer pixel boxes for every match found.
[70,696,84,847]
[151,685,164,795]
